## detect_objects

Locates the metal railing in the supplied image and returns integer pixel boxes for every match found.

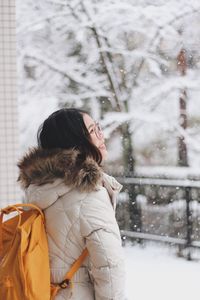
[114,175,200,259]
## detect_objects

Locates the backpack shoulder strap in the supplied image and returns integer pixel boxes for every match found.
[51,248,89,295]
[63,248,89,282]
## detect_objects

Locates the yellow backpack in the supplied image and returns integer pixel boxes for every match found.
[0,203,88,300]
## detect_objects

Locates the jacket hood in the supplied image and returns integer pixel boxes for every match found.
[18,147,102,193]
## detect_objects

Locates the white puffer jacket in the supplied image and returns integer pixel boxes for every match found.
[18,148,126,300]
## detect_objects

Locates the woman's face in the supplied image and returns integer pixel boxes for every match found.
[83,114,107,161]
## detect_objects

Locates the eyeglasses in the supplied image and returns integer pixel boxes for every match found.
[89,122,103,139]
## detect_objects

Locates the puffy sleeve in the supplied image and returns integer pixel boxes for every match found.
[80,191,126,300]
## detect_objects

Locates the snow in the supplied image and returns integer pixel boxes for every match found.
[13,3,200,298]
[124,243,200,300]
[119,177,200,188]
[16,0,200,167]
[134,166,200,179]
[18,96,58,152]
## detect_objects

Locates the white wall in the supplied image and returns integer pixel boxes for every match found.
[0,0,21,206]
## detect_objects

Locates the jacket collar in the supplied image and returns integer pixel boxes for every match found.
[102,173,123,210]
[18,147,122,210]
[18,147,102,193]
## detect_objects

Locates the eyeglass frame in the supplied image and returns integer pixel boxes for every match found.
[88,122,103,139]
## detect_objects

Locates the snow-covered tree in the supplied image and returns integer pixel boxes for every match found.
[17,0,200,170]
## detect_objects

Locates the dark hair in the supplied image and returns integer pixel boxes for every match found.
[37,108,102,164]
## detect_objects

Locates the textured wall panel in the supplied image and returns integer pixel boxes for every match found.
[0,0,20,206]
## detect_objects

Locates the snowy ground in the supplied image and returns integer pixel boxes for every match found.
[124,243,199,300]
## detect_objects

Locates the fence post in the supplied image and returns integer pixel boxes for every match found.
[127,175,142,238]
[185,186,192,260]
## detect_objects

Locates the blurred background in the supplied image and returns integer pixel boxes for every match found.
[1,1,200,299]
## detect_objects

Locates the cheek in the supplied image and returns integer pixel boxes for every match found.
[90,135,99,147]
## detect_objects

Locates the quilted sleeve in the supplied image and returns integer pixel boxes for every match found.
[80,192,126,300]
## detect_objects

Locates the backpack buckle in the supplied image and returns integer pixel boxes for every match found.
[59,278,71,289]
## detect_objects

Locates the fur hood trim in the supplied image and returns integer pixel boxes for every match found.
[18,147,102,193]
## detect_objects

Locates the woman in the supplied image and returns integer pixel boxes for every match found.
[18,108,126,300]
